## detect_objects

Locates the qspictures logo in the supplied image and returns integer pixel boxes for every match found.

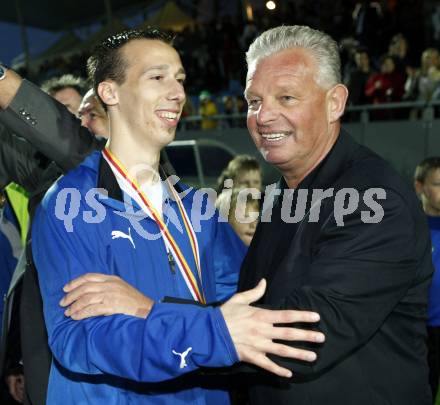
[52,176,386,239]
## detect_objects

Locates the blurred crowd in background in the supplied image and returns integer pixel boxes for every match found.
[7,0,440,125]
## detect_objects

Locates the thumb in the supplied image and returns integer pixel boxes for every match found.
[234,278,266,305]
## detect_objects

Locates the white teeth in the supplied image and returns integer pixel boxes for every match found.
[158,111,178,120]
[261,133,287,141]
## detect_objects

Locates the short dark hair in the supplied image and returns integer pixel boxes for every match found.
[87,28,175,107]
[414,157,440,183]
[41,74,88,97]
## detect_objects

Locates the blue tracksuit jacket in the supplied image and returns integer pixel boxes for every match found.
[32,151,246,404]
[428,215,440,326]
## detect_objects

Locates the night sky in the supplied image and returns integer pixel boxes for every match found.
[0,0,170,65]
[0,0,254,66]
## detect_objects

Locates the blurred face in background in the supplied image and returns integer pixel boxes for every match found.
[52,87,83,116]
[355,51,370,71]
[415,168,440,216]
[389,35,408,58]
[229,199,260,246]
[78,89,109,138]
[381,57,395,74]
[422,49,440,72]
[234,169,262,191]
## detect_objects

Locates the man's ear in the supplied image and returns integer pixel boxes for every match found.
[97,81,118,107]
[327,84,348,123]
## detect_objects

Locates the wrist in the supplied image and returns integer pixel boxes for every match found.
[134,298,154,319]
[0,64,7,81]
[0,66,23,109]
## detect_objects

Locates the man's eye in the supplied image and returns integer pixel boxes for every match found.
[152,75,163,81]
[281,95,295,102]
[247,100,260,108]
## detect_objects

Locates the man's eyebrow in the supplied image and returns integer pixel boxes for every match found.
[244,90,256,99]
[144,65,186,76]
[145,64,168,72]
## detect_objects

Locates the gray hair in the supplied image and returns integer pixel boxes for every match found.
[41,74,88,97]
[246,25,341,89]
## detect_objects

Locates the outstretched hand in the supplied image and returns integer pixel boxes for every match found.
[220,279,324,378]
[60,273,154,320]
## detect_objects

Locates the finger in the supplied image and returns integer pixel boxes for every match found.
[244,350,292,378]
[63,273,114,292]
[65,293,103,316]
[268,327,325,343]
[264,342,317,362]
[232,278,266,305]
[60,283,105,306]
[257,308,320,324]
[70,303,110,320]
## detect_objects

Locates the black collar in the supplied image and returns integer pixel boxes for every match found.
[98,157,123,202]
[308,129,359,190]
[271,130,358,205]
[287,129,358,189]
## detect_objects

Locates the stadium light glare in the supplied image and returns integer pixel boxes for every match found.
[266,1,276,10]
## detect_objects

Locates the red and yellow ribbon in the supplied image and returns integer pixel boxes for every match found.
[102,148,205,303]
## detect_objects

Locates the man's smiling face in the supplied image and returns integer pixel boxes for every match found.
[245,47,334,177]
[114,39,186,150]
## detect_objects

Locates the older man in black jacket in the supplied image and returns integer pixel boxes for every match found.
[238,25,433,404]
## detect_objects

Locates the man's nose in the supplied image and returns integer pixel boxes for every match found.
[256,100,278,125]
[80,115,88,128]
[168,81,186,104]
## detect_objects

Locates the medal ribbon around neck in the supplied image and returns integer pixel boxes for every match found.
[102,148,205,304]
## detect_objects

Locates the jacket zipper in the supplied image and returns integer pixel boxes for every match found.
[167,250,176,274]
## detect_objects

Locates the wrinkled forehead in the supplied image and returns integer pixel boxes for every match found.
[246,48,316,85]
[245,48,317,96]
[237,169,261,180]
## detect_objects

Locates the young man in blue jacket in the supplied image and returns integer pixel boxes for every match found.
[31,29,324,404]
[415,157,440,401]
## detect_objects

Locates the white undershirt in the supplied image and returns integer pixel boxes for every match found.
[108,163,168,218]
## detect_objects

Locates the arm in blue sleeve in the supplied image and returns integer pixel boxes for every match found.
[212,213,247,302]
[32,194,238,383]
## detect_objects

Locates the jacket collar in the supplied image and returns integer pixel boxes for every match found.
[95,152,186,203]
[77,150,189,214]
[98,156,124,202]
